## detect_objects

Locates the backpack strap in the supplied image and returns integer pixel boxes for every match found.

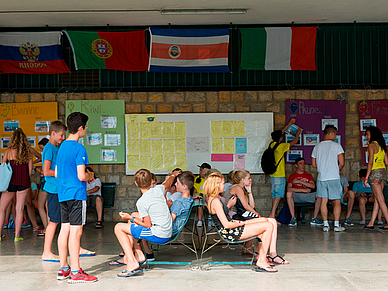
[271,141,284,167]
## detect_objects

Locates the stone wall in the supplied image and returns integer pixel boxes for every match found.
[1,89,386,220]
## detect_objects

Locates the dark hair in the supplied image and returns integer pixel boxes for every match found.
[294,157,305,164]
[365,126,387,153]
[177,171,195,190]
[271,130,283,142]
[172,168,182,172]
[67,112,89,134]
[324,125,337,135]
[86,166,97,178]
[38,138,49,146]
[359,169,367,178]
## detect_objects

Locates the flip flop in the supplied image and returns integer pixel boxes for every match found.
[267,255,289,265]
[117,269,142,277]
[43,257,60,263]
[359,221,366,225]
[254,266,278,273]
[79,250,96,257]
[119,252,125,258]
[109,260,125,266]
[37,232,45,237]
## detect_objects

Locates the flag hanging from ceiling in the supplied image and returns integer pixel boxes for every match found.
[149,27,230,73]
[0,32,69,74]
[240,27,317,70]
[65,31,148,71]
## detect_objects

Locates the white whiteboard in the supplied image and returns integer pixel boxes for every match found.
[125,113,273,175]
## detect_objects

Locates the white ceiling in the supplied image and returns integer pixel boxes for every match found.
[0,0,386,28]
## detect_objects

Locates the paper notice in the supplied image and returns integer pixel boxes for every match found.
[127,158,139,171]
[140,155,151,170]
[151,139,162,155]
[104,134,121,146]
[174,122,186,137]
[35,121,50,132]
[151,122,162,137]
[101,150,116,162]
[235,137,247,154]
[127,139,139,155]
[86,133,102,146]
[152,155,163,171]
[176,155,187,170]
[163,155,175,171]
[140,139,151,155]
[211,154,233,162]
[187,137,209,153]
[163,139,174,155]
[175,138,186,154]
[223,121,233,136]
[234,154,245,169]
[233,121,245,137]
[223,138,235,153]
[127,123,139,138]
[101,116,117,129]
[212,138,223,153]
[162,122,174,138]
[140,122,152,138]
[211,121,223,137]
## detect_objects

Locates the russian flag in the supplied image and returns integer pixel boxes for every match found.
[0,32,69,74]
[149,27,230,73]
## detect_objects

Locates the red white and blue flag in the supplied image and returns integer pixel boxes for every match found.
[149,28,230,73]
[0,32,69,74]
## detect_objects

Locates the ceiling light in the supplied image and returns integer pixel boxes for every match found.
[160,9,247,15]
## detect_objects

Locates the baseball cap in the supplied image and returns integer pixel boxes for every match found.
[197,162,211,169]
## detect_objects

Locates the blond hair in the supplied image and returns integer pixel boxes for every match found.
[232,169,250,184]
[7,128,32,165]
[203,171,224,198]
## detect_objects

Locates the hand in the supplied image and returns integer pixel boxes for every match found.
[363,180,369,187]
[297,128,302,134]
[167,200,173,208]
[227,195,237,209]
[119,212,131,221]
[289,118,296,125]
[171,170,182,177]
[304,188,311,193]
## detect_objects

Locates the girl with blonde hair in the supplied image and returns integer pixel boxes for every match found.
[204,171,277,272]
[228,169,289,264]
[0,128,33,242]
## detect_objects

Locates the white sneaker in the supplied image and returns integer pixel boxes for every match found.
[197,220,203,227]
[334,225,346,232]
[323,225,330,232]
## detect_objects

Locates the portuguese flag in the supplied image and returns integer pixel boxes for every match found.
[240,27,317,70]
[65,31,149,71]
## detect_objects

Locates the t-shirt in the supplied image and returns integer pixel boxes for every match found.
[352,180,373,194]
[56,140,89,202]
[269,141,290,178]
[311,140,344,181]
[42,142,59,194]
[340,175,349,190]
[223,182,233,193]
[288,172,314,190]
[194,176,205,195]
[166,191,182,201]
[86,178,101,196]
[136,184,172,238]
[31,181,38,193]
[171,196,193,236]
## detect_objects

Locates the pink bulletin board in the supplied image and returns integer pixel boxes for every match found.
[358,100,388,166]
[286,100,346,164]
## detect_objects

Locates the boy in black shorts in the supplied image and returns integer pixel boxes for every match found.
[56,112,97,283]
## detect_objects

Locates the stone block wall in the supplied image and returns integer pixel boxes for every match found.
[1,89,387,220]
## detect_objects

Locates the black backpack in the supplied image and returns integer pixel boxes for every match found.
[261,141,284,175]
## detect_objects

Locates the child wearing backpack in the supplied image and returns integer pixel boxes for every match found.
[267,118,302,219]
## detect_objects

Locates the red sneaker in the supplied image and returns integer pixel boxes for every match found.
[33,226,44,232]
[68,268,98,284]
[57,267,71,280]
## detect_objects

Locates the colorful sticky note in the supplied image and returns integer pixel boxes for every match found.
[235,137,247,154]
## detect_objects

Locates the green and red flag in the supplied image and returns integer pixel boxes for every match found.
[239,27,317,70]
[65,31,148,71]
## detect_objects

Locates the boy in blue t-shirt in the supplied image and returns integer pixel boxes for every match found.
[41,121,67,262]
[55,112,97,284]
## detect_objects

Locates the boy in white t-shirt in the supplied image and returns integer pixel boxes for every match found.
[311,125,345,232]
[86,167,103,229]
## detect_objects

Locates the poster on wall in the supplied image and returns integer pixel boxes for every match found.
[358,100,388,166]
[286,100,346,164]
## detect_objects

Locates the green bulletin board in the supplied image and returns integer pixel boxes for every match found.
[65,100,125,164]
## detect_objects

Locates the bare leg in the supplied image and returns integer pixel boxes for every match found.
[95,197,103,222]
[313,197,322,218]
[58,223,70,268]
[198,206,203,222]
[114,223,141,274]
[332,199,341,222]
[344,191,355,219]
[358,197,367,222]
[14,189,29,238]
[320,198,329,221]
[25,187,39,229]
[370,183,388,228]
[286,192,295,218]
[367,200,380,226]
[4,203,12,223]
[69,225,83,271]
[269,197,282,218]
[0,192,16,237]
[42,220,59,260]
[37,191,48,228]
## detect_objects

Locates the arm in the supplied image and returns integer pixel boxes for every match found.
[211,199,245,228]
[119,212,152,228]
[28,158,33,176]
[281,118,296,134]
[311,157,317,168]
[77,164,94,182]
[364,143,376,186]
[43,160,55,177]
[55,165,57,178]
[287,182,311,193]
[292,178,315,189]
[234,187,260,217]
[343,186,349,194]
[162,170,181,190]
[338,153,345,170]
[289,128,302,147]
[30,147,42,165]
[87,186,100,195]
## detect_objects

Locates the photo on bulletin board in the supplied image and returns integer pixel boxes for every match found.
[4,120,19,132]
[86,133,103,146]
[366,151,369,163]
[287,150,303,163]
[285,134,302,146]
[362,136,369,147]
[27,136,36,147]
[383,134,388,145]
[360,119,377,131]
[304,134,320,146]
[101,117,117,129]
[1,137,10,149]
[321,119,338,131]
[35,121,50,132]
[334,135,341,144]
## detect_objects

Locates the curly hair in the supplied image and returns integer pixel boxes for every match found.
[7,128,32,165]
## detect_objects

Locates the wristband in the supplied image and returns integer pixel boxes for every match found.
[365,178,368,181]
[130,217,135,223]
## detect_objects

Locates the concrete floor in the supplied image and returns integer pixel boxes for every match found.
[1,221,388,291]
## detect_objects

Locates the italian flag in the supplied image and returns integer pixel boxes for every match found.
[65,31,149,71]
[240,27,317,70]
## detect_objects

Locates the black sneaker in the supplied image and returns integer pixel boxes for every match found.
[146,253,155,262]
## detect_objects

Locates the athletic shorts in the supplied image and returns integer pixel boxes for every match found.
[316,179,342,200]
[293,192,317,204]
[270,177,286,199]
[87,195,103,209]
[7,185,29,192]
[47,193,61,224]
[130,224,170,244]
[60,200,86,226]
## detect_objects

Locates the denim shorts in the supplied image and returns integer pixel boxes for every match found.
[316,179,342,200]
[47,193,61,224]
[130,224,170,244]
[270,177,286,199]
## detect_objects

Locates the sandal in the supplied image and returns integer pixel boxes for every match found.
[254,265,278,273]
[95,221,104,229]
[359,221,366,225]
[267,255,289,265]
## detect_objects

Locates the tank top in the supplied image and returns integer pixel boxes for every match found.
[369,142,386,170]
[209,198,232,230]
[9,160,31,188]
